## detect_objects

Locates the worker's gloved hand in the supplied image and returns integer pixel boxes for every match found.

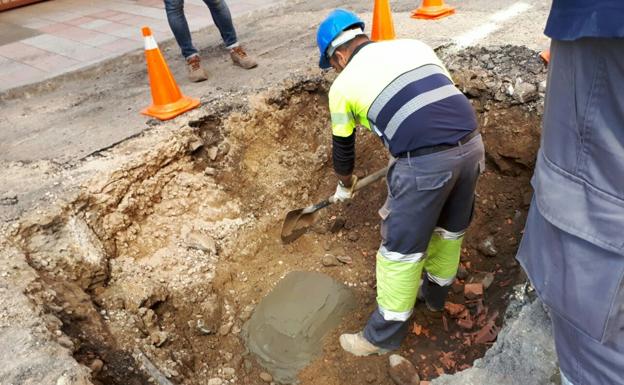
[333,175,358,202]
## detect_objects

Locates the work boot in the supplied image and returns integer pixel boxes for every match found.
[230,46,258,69]
[186,55,208,82]
[339,332,390,356]
[419,276,451,312]
[388,354,420,385]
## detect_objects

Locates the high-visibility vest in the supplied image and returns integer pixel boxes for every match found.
[329,39,477,156]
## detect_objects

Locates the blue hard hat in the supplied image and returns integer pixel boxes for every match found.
[317,9,365,69]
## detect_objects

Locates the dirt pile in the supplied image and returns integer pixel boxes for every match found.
[1,45,548,385]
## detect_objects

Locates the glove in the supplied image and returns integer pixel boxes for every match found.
[333,175,358,202]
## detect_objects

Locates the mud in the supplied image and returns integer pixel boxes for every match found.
[1,45,548,385]
[243,271,354,383]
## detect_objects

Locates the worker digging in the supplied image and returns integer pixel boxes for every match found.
[317,8,484,359]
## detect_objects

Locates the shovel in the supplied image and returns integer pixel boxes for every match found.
[280,166,388,244]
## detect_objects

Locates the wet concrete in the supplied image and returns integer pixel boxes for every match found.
[243,271,355,384]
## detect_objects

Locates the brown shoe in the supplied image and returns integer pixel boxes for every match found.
[230,46,258,69]
[186,55,208,82]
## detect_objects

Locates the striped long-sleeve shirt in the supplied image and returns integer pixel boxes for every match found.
[329,39,476,174]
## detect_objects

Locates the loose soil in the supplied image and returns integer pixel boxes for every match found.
[6,46,545,385]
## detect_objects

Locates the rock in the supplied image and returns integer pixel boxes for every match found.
[464,283,484,300]
[207,378,223,385]
[90,359,104,373]
[478,236,498,258]
[185,231,217,254]
[239,304,255,321]
[56,373,91,385]
[219,323,232,336]
[141,308,158,330]
[218,142,231,157]
[57,335,74,350]
[196,319,214,335]
[222,367,236,379]
[259,371,273,382]
[457,264,469,279]
[207,146,219,161]
[513,81,538,103]
[330,218,346,233]
[204,167,217,176]
[188,136,204,152]
[388,354,420,385]
[150,331,169,347]
[347,232,359,242]
[336,255,353,264]
[321,254,340,267]
[482,273,495,290]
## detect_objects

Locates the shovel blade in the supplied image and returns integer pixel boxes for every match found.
[280,207,323,244]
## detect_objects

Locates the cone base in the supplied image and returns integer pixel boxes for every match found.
[411,6,455,20]
[141,95,200,121]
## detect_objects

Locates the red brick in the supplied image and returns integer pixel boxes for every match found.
[464,283,484,299]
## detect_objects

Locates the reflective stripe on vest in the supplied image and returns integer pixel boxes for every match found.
[367,64,462,145]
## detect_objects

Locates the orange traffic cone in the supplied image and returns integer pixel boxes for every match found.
[411,0,455,20]
[371,0,395,41]
[141,26,199,121]
[539,49,550,64]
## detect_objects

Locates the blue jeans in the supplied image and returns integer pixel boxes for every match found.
[164,0,238,59]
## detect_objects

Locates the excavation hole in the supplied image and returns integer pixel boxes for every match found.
[16,46,545,385]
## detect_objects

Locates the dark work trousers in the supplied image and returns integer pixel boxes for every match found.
[364,133,485,349]
[516,38,624,385]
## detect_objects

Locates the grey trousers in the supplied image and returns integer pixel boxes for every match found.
[518,205,624,385]
[364,134,484,349]
[516,37,624,385]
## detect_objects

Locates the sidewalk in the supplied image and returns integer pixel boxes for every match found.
[0,0,278,92]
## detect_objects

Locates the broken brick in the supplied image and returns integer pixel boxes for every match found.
[474,321,500,344]
[439,352,456,370]
[444,302,467,318]
[457,318,474,330]
[464,283,484,299]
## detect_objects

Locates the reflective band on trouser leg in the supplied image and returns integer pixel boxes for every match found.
[424,228,465,286]
[376,249,425,321]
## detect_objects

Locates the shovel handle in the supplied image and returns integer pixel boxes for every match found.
[353,166,389,192]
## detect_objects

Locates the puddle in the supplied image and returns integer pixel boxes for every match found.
[243,271,355,383]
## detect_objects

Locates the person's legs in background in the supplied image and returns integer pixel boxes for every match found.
[202,0,258,69]
[163,0,208,82]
